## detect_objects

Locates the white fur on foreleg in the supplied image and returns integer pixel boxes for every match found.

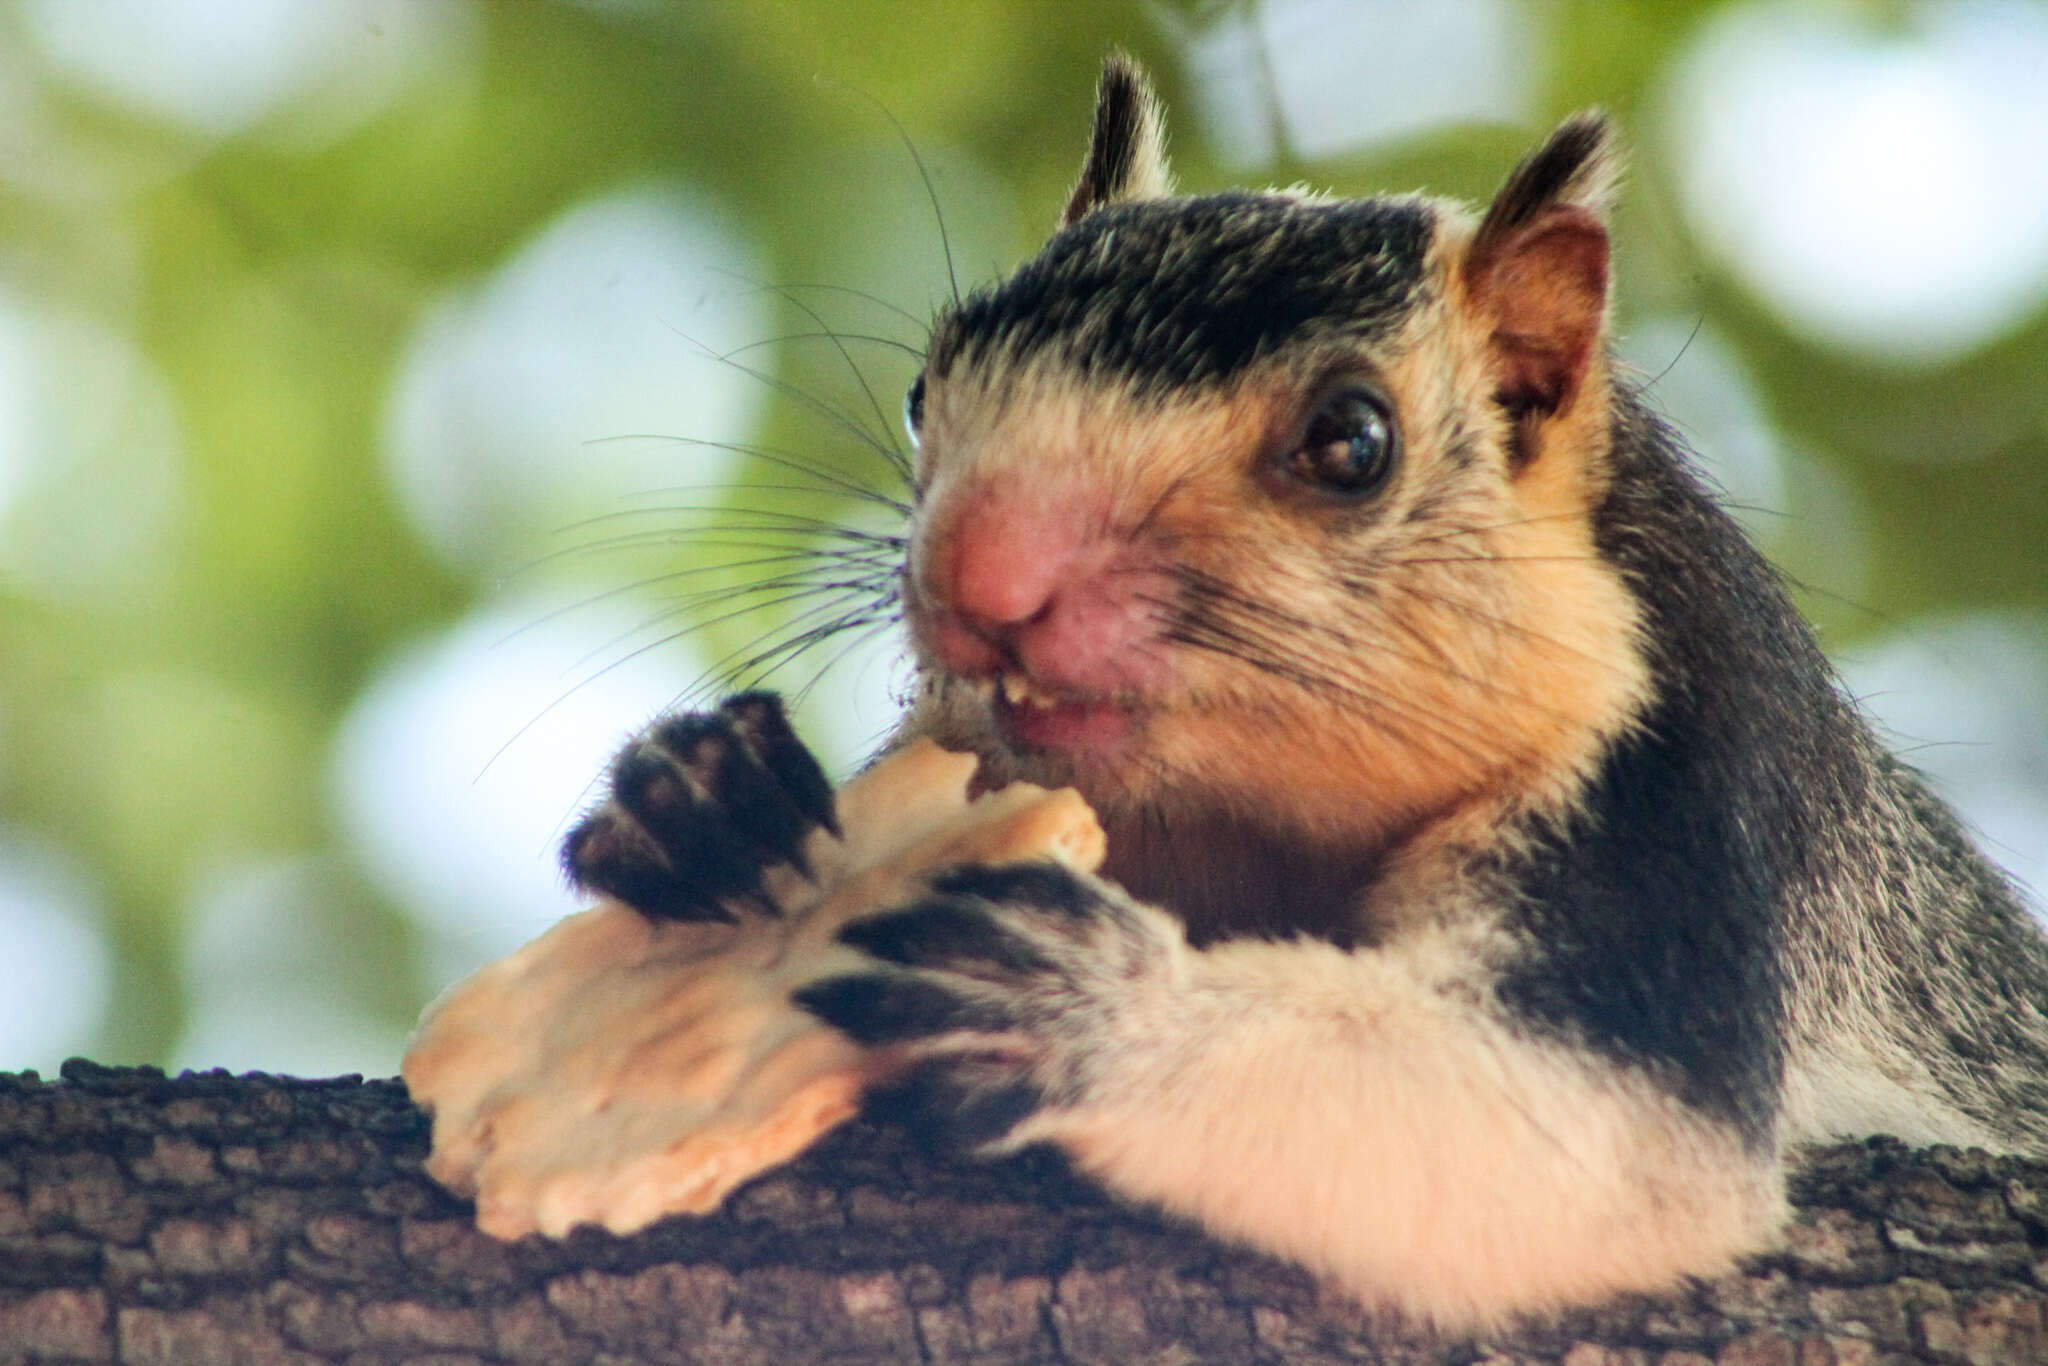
[1035,924,1786,1331]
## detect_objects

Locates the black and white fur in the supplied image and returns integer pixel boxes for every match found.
[563,58,2048,1329]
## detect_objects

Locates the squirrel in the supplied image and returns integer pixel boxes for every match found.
[558,57,2048,1329]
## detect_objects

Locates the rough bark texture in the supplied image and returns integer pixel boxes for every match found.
[4,1063,2048,1365]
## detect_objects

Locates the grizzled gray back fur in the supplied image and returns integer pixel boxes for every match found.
[1564,388,2048,1154]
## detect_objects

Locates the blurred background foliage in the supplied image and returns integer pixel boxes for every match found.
[1,0,2043,1077]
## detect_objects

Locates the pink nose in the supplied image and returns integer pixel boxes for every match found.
[939,489,1072,629]
[915,479,1134,685]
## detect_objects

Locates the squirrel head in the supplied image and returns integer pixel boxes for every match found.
[900,58,1648,853]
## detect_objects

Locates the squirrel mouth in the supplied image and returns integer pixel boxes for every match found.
[969,673,1142,757]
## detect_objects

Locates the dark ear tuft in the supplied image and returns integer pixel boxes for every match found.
[1465,113,1621,434]
[1061,52,1173,227]
[1471,112,1618,258]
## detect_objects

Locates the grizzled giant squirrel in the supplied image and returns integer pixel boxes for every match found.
[560,58,2048,1328]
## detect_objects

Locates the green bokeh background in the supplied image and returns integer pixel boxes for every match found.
[2,0,2042,1073]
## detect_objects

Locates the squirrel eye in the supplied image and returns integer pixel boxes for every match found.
[1288,388,1398,496]
[903,374,927,447]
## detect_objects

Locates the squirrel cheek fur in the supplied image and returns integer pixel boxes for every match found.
[567,54,2048,1331]
[901,209,1651,899]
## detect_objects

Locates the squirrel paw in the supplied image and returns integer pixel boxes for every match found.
[794,861,1175,1151]
[561,691,838,922]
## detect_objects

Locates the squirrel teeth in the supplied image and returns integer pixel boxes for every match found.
[997,672,1066,711]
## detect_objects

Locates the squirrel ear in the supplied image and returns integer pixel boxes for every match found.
[1464,113,1619,424]
[1061,53,1174,227]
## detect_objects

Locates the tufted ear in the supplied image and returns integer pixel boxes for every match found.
[1464,113,1620,430]
[1061,53,1174,227]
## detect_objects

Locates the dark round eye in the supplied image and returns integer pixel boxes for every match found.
[903,374,926,446]
[1288,388,1399,496]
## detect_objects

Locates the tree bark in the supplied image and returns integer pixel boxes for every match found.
[3,1063,2046,1365]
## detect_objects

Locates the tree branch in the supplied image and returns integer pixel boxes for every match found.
[3,1062,2045,1364]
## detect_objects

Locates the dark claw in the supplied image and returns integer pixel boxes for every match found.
[721,691,840,839]
[643,711,819,882]
[926,862,1103,919]
[792,972,1017,1046]
[797,858,1138,1155]
[562,811,734,923]
[837,899,1054,976]
[864,1057,1045,1153]
[561,692,838,922]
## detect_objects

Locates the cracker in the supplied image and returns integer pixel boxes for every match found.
[401,739,1105,1239]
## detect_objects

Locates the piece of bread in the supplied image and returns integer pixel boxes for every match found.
[401,739,1106,1240]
